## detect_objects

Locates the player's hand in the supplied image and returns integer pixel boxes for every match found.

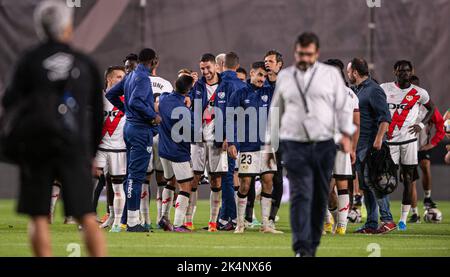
[184,96,192,108]
[340,135,351,153]
[420,143,434,151]
[350,151,356,165]
[222,140,228,151]
[191,72,199,83]
[152,115,162,125]
[228,145,238,159]
[373,137,383,150]
[408,124,422,134]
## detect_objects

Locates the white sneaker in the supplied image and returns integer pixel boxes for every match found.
[260,226,284,234]
[64,217,77,225]
[234,224,245,234]
[268,219,276,229]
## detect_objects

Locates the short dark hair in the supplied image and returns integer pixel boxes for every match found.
[251,61,266,71]
[296,32,320,49]
[410,75,420,86]
[123,53,138,64]
[200,53,216,63]
[324,59,347,85]
[350,58,369,77]
[175,75,194,94]
[138,48,157,64]
[236,67,247,77]
[394,60,413,71]
[264,50,284,66]
[104,65,125,88]
[225,52,240,69]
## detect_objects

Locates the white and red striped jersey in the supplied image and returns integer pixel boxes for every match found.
[347,87,359,112]
[98,93,126,151]
[381,82,430,143]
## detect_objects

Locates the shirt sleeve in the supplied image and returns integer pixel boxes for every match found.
[129,75,157,121]
[265,76,285,148]
[106,78,125,112]
[227,87,241,147]
[419,88,431,105]
[334,69,356,136]
[431,108,445,146]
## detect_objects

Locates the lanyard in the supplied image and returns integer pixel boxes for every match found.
[293,67,317,114]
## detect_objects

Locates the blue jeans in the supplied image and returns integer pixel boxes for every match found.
[219,157,237,222]
[356,146,394,230]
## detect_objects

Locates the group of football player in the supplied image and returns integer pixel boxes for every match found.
[49,48,449,235]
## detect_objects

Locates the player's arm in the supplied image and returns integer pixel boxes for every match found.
[409,89,435,134]
[106,78,125,112]
[265,80,285,166]
[334,71,354,153]
[370,87,391,150]
[427,109,445,148]
[2,55,29,110]
[226,88,241,159]
[129,76,160,124]
[88,61,105,158]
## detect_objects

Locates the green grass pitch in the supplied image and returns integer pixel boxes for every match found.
[0,199,449,257]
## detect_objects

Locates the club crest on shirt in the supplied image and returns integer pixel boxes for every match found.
[406,95,413,101]
[218,92,225,99]
[261,95,269,102]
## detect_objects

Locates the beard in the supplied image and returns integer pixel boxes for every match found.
[297,61,312,71]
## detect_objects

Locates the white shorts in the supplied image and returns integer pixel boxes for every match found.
[95,151,127,177]
[191,142,228,175]
[160,158,194,183]
[388,140,418,165]
[238,150,277,177]
[333,150,353,179]
[152,134,163,172]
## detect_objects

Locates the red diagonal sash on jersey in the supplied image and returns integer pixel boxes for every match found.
[387,88,420,139]
[203,92,216,125]
[102,96,125,138]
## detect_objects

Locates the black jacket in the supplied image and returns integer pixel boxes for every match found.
[1,40,103,160]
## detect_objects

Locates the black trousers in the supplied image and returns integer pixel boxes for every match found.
[282,140,336,257]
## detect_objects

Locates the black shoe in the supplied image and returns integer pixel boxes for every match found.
[408,213,420,223]
[127,224,150,232]
[424,197,437,209]
[158,216,173,232]
[200,175,210,186]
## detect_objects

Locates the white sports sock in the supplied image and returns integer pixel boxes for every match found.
[337,193,350,228]
[140,183,150,225]
[127,210,140,227]
[411,207,418,215]
[325,209,332,224]
[112,183,125,226]
[400,204,411,223]
[161,186,175,219]
[236,193,247,226]
[424,190,431,198]
[173,193,190,227]
[156,185,164,222]
[50,185,60,215]
[210,189,221,223]
[261,195,272,227]
[185,189,198,223]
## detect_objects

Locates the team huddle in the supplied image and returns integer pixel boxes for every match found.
[49,47,448,236]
